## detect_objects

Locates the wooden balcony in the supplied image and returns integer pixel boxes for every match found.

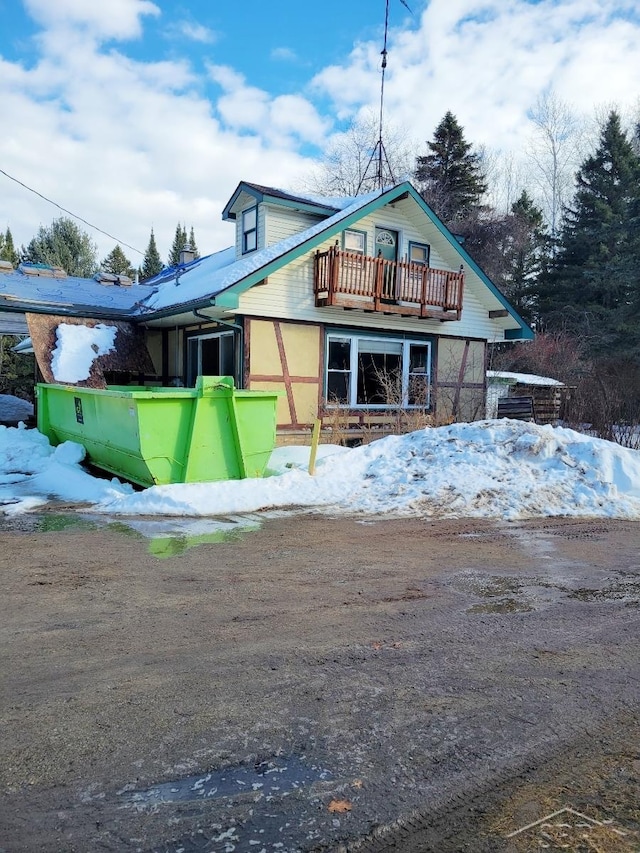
[314,245,464,320]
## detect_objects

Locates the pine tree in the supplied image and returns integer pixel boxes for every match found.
[168,223,188,267]
[24,217,98,277]
[101,245,136,278]
[188,226,200,259]
[140,228,163,280]
[0,227,19,266]
[539,111,640,355]
[501,191,548,324]
[415,111,488,225]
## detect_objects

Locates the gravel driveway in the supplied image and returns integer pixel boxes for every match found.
[1,513,639,852]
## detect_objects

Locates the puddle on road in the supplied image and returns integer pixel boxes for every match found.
[118,755,331,809]
[36,514,99,533]
[453,573,526,599]
[34,513,261,559]
[568,578,640,604]
[467,597,534,614]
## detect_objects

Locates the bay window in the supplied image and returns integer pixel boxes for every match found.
[326,333,432,408]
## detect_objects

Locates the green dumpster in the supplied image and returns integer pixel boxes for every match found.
[36,376,279,487]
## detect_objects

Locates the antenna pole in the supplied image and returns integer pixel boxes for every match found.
[356,0,397,194]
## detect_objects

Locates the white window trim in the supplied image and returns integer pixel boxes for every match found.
[242,206,258,254]
[343,228,367,255]
[325,332,431,409]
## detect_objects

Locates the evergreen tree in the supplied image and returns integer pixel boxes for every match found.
[0,227,19,266]
[415,111,488,224]
[24,217,98,277]
[539,111,640,356]
[501,191,548,324]
[188,226,200,259]
[168,223,188,267]
[101,245,135,278]
[140,228,163,280]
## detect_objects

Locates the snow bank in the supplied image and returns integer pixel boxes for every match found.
[0,424,132,514]
[1,420,640,520]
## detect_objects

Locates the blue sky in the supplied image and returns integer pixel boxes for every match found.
[0,0,639,262]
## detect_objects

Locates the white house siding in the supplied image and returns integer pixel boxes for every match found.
[238,205,508,342]
[263,206,324,247]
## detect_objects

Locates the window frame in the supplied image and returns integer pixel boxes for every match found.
[342,228,367,255]
[185,329,236,387]
[408,240,430,267]
[325,331,432,410]
[241,205,258,254]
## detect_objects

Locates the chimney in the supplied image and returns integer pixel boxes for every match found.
[179,244,195,265]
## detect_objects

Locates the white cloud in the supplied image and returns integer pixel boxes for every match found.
[209,64,330,146]
[271,47,298,62]
[313,0,640,154]
[0,48,315,262]
[169,20,217,44]
[24,0,160,40]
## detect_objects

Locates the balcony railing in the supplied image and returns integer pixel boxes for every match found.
[313,245,464,320]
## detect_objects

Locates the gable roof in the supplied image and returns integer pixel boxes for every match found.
[221,181,352,221]
[140,181,533,340]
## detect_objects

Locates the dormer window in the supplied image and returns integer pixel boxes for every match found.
[242,206,257,254]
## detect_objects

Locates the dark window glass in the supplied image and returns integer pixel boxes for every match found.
[357,351,402,405]
[327,339,351,403]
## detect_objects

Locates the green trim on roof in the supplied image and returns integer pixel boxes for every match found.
[505,326,535,341]
[156,181,534,340]
[222,182,337,221]
[211,291,239,310]
[400,185,534,338]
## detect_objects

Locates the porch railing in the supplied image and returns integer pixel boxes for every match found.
[313,245,464,320]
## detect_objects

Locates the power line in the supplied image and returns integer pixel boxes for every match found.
[0,166,145,256]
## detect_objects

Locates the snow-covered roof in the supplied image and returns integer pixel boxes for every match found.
[0,265,154,319]
[487,371,564,387]
[138,187,383,314]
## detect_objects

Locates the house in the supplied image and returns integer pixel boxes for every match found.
[0,181,533,443]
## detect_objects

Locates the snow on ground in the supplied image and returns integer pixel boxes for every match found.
[2,420,640,521]
[51,323,117,382]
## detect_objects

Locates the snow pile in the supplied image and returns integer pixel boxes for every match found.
[1,420,640,521]
[0,424,132,514]
[0,394,33,422]
[51,323,117,383]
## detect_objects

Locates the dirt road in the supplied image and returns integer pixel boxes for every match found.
[1,512,639,852]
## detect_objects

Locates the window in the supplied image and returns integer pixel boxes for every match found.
[186,331,235,387]
[408,241,430,266]
[242,206,257,254]
[343,229,366,255]
[325,333,431,409]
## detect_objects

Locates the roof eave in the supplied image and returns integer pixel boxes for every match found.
[222,181,339,221]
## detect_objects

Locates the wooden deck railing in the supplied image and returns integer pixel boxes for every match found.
[313,245,464,320]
